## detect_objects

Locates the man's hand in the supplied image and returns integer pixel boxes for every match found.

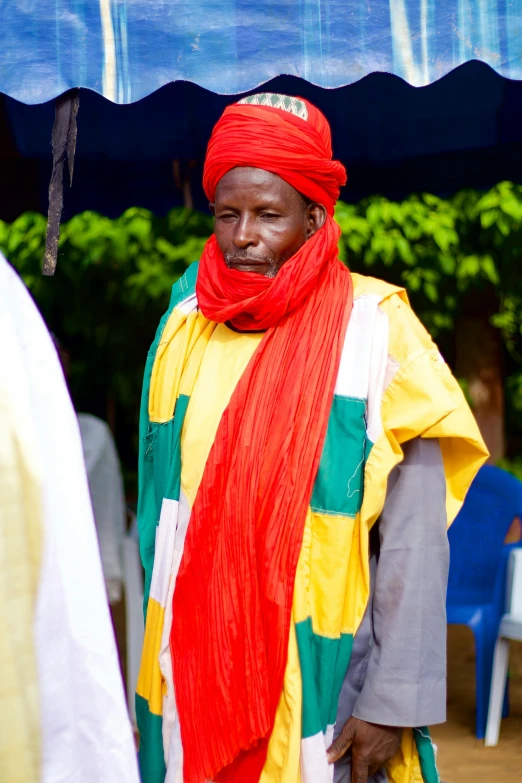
[326,716,402,782]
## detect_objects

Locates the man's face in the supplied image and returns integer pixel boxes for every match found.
[211,167,326,278]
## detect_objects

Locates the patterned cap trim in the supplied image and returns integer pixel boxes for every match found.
[237,93,308,121]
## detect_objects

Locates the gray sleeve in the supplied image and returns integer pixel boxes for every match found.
[351,437,449,727]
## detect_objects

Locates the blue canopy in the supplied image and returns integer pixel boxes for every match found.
[1,0,521,104]
[2,61,522,222]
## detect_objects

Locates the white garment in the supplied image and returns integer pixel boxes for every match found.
[0,254,140,783]
[78,413,126,603]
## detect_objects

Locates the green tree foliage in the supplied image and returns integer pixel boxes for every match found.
[336,182,522,340]
[0,207,212,489]
[2,182,522,484]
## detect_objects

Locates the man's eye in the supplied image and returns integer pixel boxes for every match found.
[261,213,280,219]
[217,213,237,221]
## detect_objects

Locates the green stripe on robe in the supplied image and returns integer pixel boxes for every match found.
[311,395,368,517]
[136,694,166,783]
[414,728,441,783]
[296,618,354,738]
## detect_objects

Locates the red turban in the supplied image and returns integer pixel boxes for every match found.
[203,94,347,215]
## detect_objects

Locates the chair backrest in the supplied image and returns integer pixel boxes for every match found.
[447,465,522,603]
[506,548,522,616]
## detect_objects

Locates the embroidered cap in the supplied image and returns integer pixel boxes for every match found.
[238,93,308,121]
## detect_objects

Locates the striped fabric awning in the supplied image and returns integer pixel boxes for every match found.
[1,0,521,105]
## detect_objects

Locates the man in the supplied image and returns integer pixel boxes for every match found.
[0,254,140,783]
[136,94,487,783]
[52,336,127,604]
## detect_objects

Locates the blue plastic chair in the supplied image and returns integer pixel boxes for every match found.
[446,464,522,739]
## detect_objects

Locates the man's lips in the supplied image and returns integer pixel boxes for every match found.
[226,256,271,266]
[225,256,273,272]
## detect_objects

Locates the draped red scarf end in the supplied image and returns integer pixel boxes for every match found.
[171,216,353,782]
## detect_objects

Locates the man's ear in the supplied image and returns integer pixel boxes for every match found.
[209,202,216,216]
[307,203,327,237]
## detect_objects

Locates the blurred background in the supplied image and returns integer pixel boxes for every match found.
[2,61,522,782]
[3,63,522,494]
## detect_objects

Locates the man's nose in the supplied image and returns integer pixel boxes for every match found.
[233,214,257,248]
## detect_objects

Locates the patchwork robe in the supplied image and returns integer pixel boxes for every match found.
[136,263,487,783]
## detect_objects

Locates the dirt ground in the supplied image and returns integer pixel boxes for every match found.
[432,625,522,783]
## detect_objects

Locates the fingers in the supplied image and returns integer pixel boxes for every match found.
[326,718,356,763]
[352,754,369,783]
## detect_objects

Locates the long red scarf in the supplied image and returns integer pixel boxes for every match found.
[171,215,353,782]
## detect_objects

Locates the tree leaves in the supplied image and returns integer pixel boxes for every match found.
[335,182,522,348]
[2,183,522,479]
